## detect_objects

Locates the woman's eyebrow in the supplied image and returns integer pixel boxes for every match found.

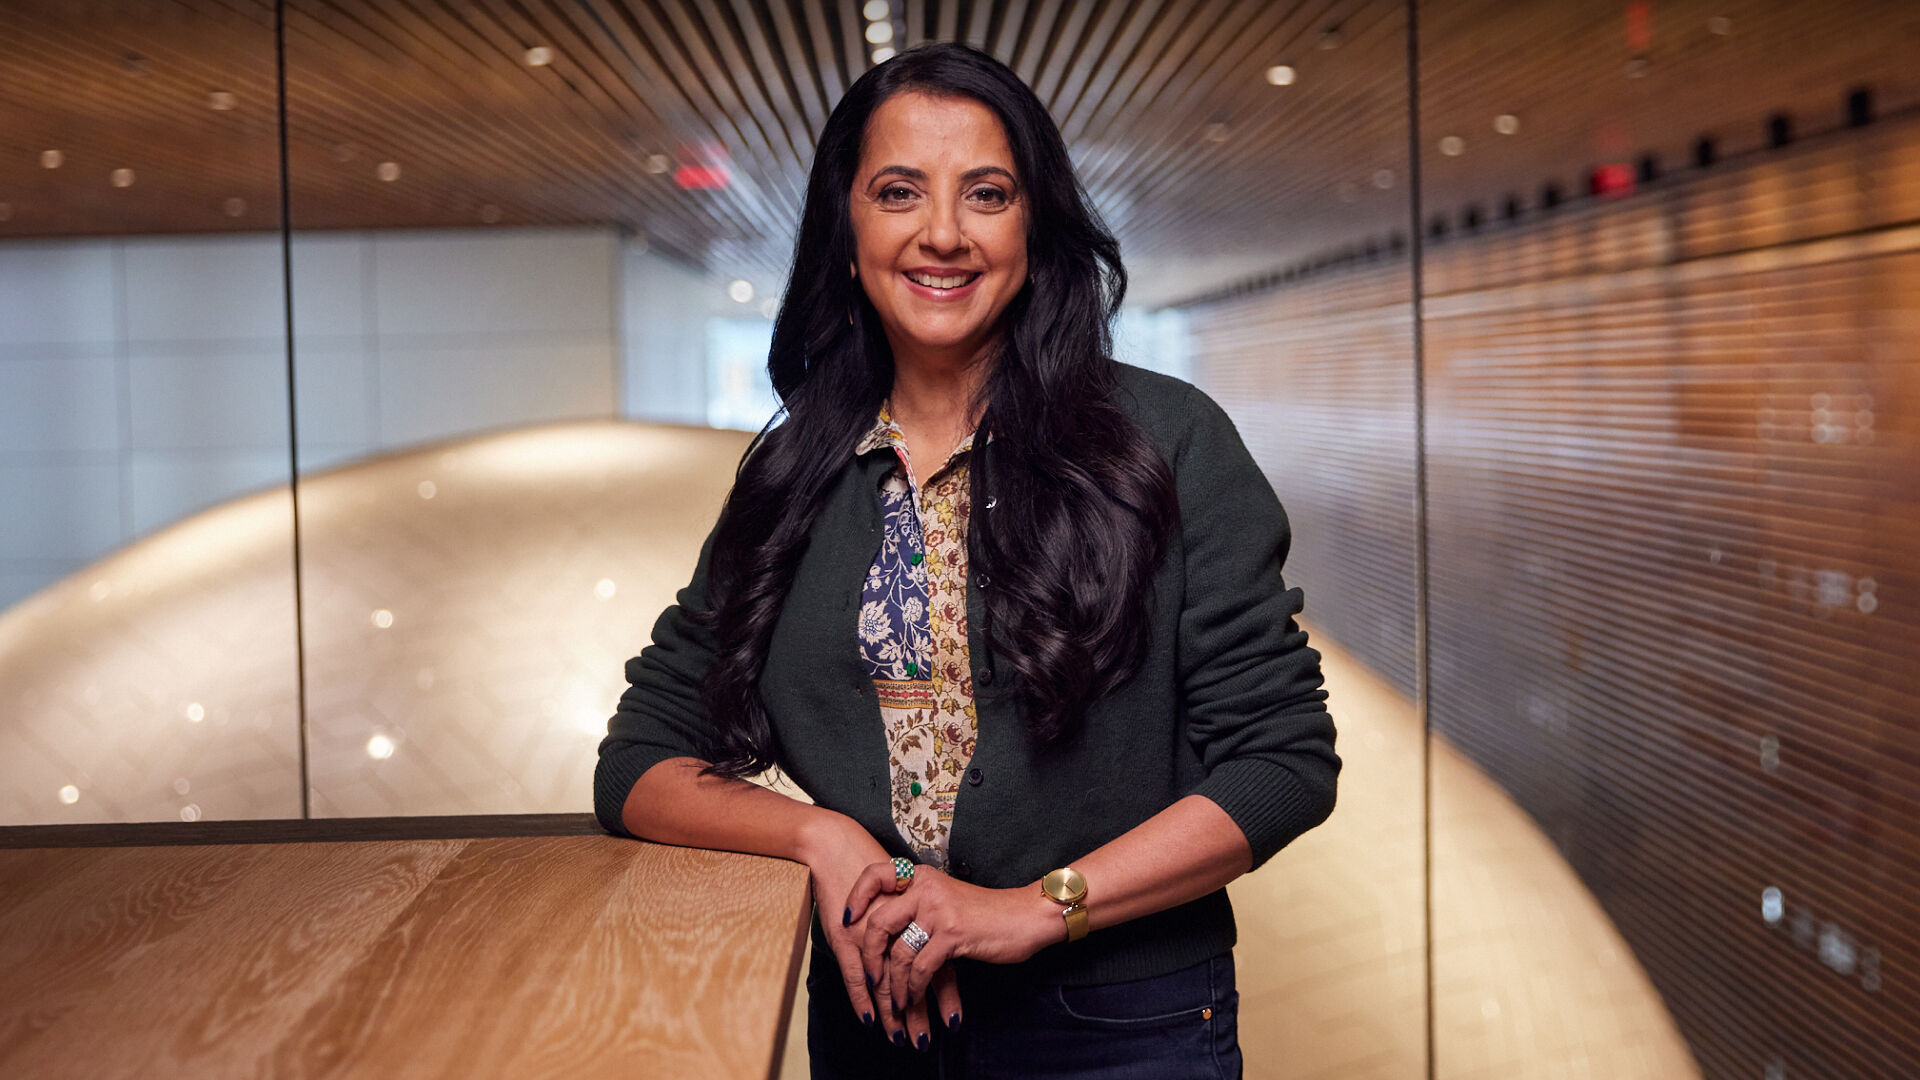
[867,165,1017,184]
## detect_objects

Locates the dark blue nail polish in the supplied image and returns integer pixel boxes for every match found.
[892,1030,908,1048]
[947,1012,962,1032]
[917,1032,930,1052]
[843,906,852,927]
[862,1012,874,1028]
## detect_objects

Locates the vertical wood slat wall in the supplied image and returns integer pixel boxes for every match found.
[1186,117,1920,1078]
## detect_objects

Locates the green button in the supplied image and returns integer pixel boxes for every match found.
[910,552,924,565]
[909,781,923,797]
[906,661,918,676]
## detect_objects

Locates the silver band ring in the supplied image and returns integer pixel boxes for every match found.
[900,921,931,953]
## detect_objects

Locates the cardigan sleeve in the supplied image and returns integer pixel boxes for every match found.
[592,523,722,837]
[1173,384,1341,870]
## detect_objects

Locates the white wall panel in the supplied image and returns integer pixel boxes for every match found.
[129,350,291,450]
[371,228,617,338]
[123,235,285,343]
[0,353,121,453]
[0,241,117,348]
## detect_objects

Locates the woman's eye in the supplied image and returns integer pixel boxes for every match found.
[879,185,915,204]
[968,187,1009,207]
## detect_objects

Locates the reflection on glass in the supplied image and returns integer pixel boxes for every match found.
[1421,0,1918,1076]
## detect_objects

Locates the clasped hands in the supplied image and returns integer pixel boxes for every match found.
[809,820,1056,1052]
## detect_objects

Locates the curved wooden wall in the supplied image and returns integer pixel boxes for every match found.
[1188,114,1920,1078]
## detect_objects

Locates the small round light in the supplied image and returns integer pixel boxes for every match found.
[1439,135,1466,156]
[417,480,437,499]
[871,46,896,63]
[865,21,894,44]
[208,91,237,111]
[58,785,80,805]
[110,168,136,188]
[179,803,202,822]
[524,45,554,66]
[1372,169,1394,189]
[646,154,671,174]
[366,734,396,760]
[1494,114,1520,135]
[863,0,890,19]
[728,279,755,303]
[1265,65,1296,86]
[372,608,395,629]
[185,702,206,723]
[595,578,617,600]
[377,161,401,182]
[223,197,247,217]
[1761,887,1784,923]
[173,777,191,795]
[41,149,64,169]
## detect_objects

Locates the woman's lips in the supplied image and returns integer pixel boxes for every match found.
[901,271,982,300]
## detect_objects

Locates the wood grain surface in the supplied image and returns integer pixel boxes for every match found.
[0,835,810,1079]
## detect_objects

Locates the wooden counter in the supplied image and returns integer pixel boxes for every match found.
[0,815,812,1079]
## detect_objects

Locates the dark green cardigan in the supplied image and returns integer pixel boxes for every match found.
[595,364,1339,986]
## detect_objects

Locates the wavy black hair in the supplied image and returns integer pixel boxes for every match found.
[699,42,1178,777]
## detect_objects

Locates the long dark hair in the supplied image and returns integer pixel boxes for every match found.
[699,42,1178,777]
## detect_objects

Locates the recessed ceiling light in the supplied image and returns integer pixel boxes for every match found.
[377,161,401,182]
[1265,65,1296,86]
[223,197,247,217]
[1317,27,1343,50]
[1439,135,1466,156]
[645,153,672,174]
[863,0,890,19]
[110,168,136,188]
[207,91,237,111]
[524,45,554,66]
[728,279,755,303]
[872,46,896,63]
[1494,114,1520,135]
[1708,15,1732,35]
[40,149,63,169]
[1372,169,1394,189]
[865,21,894,44]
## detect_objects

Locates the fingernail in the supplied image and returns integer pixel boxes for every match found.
[843,906,852,927]
[916,1032,930,1052]
[892,1030,908,1048]
[947,1012,962,1032]
[862,1012,874,1028]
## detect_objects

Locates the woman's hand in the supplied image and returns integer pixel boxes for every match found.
[796,815,961,1049]
[847,862,1059,1020]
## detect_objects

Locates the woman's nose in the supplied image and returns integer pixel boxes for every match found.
[919,196,966,254]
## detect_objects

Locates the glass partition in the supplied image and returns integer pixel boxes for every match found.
[0,0,301,826]
[1418,1,1920,1076]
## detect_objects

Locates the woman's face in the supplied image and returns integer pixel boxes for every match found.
[850,91,1029,368]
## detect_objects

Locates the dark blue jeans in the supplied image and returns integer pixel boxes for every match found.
[807,952,1242,1079]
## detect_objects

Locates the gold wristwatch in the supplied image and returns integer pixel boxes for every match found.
[1040,867,1090,943]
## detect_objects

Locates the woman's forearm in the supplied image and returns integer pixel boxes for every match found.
[1016,794,1254,947]
[621,755,848,864]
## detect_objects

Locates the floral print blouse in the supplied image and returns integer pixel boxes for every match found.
[853,406,979,868]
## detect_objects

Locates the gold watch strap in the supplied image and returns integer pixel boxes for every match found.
[1062,901,1089,943]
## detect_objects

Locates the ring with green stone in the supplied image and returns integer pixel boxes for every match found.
[892,857,915,892]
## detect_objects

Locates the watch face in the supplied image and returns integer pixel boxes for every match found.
[1042,867,1088,904]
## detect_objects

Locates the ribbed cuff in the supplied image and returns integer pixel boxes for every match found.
[592,745,677,838]
[1190,757,1331,871]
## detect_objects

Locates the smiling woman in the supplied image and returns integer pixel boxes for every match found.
[595,42,1338,1079]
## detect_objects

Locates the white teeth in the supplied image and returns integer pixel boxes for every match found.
[907,271,977,289]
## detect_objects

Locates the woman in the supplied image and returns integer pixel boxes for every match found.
[595,42,1338,1078]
